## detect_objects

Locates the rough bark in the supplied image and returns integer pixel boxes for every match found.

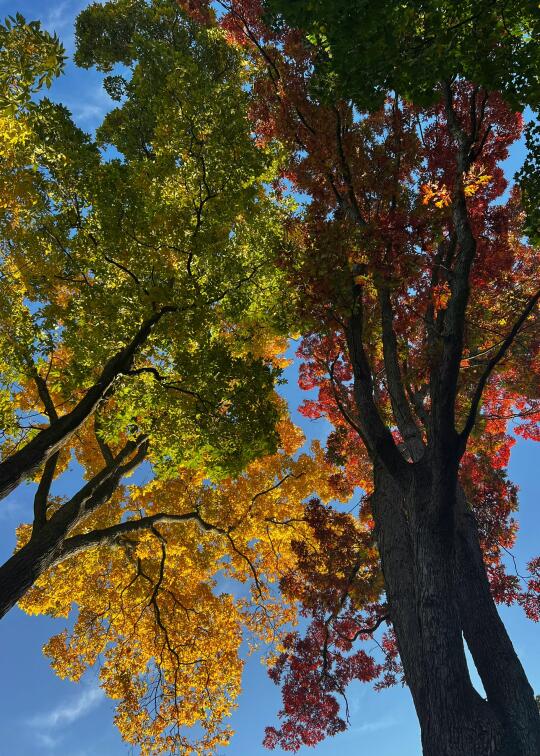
[373,463,503,755]
[370,463,425,710]
[455,487,540,755]
[0,520,67,618]
[411,477,503,755]
[370,464,540,755]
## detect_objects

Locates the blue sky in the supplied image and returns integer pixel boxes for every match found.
[0,2,538,755]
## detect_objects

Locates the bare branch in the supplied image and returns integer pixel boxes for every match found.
[334,612,389,644]
[46,435,149,544]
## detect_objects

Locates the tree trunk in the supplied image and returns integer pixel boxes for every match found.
[372,465,540,755]
[371,463,425,711]
[455,488,540,755]
[409,476,503,756]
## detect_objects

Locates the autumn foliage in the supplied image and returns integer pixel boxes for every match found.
[1,1,540,754]
[19,419,346,753]
[175,2,540,753]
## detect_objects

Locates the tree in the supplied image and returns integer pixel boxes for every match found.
[0,4,345,751]
[265,0,540,242]
[178,2,540,754]
[0,0,292,620]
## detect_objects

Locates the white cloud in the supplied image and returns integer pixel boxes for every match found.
[35,732,61,750]
[56,81,114,130]
[72,99,109,124]
[42,0,91,55]
[43,0,86,36]
[27,684,105,731]
[43,1,73,33]
[350,716,398,734]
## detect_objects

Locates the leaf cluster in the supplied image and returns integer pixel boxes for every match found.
[266,0,540,111]
[0,13,65,111]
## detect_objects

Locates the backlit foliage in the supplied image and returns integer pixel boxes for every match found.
[0,0,294,481]
[178,1,540,749]
[0,4,315,751]
[20,420,348,753]
[2,1,539,753]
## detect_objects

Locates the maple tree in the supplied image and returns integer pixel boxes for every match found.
[0,0,295,621]
[2,2,540,754]
[0,5,336,752]
[266,0,540,109]
[0,15,64,247]
[266,0,540,244]
[176,2,540,754]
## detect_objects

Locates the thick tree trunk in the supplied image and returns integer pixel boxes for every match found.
[373,474,540,754]
[411,488,503,755]
[373,465,505,755]
[455,488,540,755]
[371,464,425,709]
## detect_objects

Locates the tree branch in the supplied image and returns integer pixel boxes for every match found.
[459,288,540,449]
[59,507,226,562]
[0,308,174,502]
[429,83,478,454]
[250,473,302,508]
[332,106,367,227]
[126,366,217,409]
[345,289,411,485]
[46,435,149,544]
[33,373,58,422]
[94,416,114,466]
[31,452,60,534]
[378,287,424,461]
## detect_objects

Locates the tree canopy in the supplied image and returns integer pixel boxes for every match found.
[19,417,345,753]
[0,2,294,488]
[1,2,539,755]
[266,0,540,110]
[0,4,305,748]
[176,1,540,753]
